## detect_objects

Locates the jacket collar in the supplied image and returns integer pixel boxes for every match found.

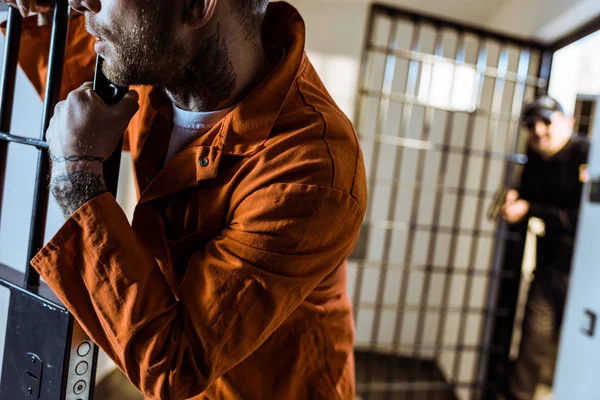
[223,1,307,156]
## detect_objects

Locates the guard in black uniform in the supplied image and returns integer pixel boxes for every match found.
[503,96,589,400]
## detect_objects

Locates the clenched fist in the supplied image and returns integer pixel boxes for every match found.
[502,189,530,224]
[47,82,139,218]
[46,82,139,163]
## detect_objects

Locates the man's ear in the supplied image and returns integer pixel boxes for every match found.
[184,0,218,29]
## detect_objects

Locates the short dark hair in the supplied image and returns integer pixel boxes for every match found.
[232,0,269,32]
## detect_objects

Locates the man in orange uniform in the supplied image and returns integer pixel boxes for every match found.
[4,0,367,398]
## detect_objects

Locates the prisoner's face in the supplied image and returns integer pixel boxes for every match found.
[79,0,186,86]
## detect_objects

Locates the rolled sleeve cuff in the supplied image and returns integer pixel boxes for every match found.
[31,192,120,277]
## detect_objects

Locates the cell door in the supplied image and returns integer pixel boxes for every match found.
[349,4,552,399]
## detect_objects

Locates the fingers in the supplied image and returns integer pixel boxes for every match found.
[15,0,31,18]
[72,82,139,120]
[8,0,49,17]
[80,81,94,92]
[36,10,53,26]
[35,0,53,11]
[505,189,519,205]
[120,90,140,117]
[125,89,139,102]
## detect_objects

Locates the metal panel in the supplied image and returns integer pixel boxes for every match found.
[0,262,72,399]
[351,4,550,399]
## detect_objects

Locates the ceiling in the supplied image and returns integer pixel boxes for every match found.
[305,0,600,44]
[1,0,598,45]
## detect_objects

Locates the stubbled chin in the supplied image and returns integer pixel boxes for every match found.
[102,63,129,87]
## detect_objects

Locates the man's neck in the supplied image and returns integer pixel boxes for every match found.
[164,23,272,113]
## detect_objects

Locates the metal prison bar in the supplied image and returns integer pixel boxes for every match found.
[0,2,126,399]
[350,4,551,400]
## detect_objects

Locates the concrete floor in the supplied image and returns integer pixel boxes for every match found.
[93,363,553,400]
[94,368,143,400]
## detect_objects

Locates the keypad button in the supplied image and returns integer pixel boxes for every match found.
[76,361,89,376]
[77,342,91,357]
[73,380,86,395]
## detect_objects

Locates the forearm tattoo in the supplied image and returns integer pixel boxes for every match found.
[50,156,107,218]
[51,154,105,163]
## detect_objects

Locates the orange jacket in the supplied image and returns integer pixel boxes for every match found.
[15,2,366,399]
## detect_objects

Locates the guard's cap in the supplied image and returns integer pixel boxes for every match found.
[521,96,565,126]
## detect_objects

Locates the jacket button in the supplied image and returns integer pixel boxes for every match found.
[198,158,209,167]
[146,174,154,183]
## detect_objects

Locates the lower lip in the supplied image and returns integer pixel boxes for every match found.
[94,39,107,54]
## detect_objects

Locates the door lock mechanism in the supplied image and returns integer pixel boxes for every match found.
[23,352,43,398]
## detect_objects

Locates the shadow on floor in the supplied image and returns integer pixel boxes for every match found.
[355,351,458,400]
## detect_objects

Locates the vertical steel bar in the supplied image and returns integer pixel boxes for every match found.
[351,11,398,326]
[472,48,530,400]
[350,6,377,331]
[403,27,446,400]
[353,5,377,129]
[503,51,530,154]
[361,18,422,398]
[536,51,553,97]
[370,20,400,340]
[24,0,71,289]
[354,17,400,398]
[451,42,510,393]
[408,30,465,400]
[0,7,22,234]
[429,37,488,398]
[384,19,423,397]
[477,48,551,399]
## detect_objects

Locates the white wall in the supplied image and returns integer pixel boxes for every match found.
[288,0,367,122]
[294,0,600,44]
[549,30,600,116]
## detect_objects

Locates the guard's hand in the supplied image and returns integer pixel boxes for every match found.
[46,82,139,166]
[36,10,53,25]
[504,189,519,206]
[502,199,530,224]
[3,0,52,18]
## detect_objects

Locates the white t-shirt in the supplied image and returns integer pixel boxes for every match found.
[165,104,235,165]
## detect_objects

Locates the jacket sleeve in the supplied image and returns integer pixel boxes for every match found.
[31,184,363,399]
[1,13,132,150]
